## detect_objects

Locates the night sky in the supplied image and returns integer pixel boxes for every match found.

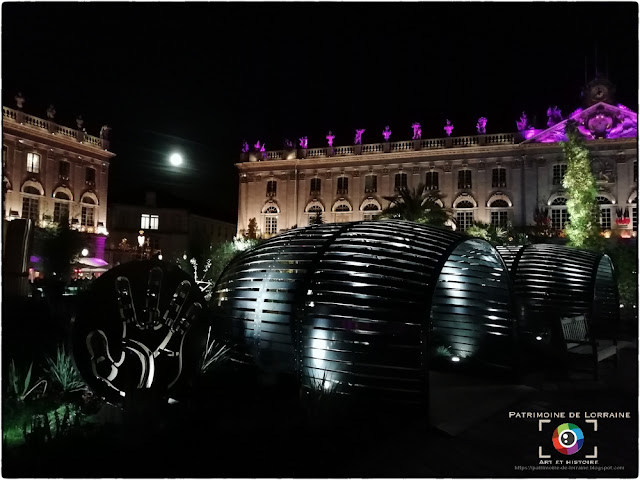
[2,2,638,224]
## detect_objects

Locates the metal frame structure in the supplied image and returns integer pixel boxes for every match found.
[496,244,619,339]
[212,220,517,404]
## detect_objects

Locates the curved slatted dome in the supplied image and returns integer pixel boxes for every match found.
[212,221,516,404]
[496,244,619,336]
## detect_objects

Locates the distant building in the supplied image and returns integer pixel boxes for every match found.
[2,98,115,290]
[236,77,637,238]
[106,191,236,265]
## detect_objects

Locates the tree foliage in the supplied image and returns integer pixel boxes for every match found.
[562,121,602,249]
[33,223,83,283]
[380,184,454,228]
[309,211,324,225]
[245,218,259,239]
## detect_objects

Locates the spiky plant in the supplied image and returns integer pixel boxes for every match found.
[381,183,454,227]
[44,346,85,394]
[8,360,47,402]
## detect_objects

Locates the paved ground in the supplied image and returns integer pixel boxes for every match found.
[3,347,637,478]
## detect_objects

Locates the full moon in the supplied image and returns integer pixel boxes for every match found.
[169,153,183,166]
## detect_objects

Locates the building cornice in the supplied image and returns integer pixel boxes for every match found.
[3,108,115,161]
[236,138,636,172]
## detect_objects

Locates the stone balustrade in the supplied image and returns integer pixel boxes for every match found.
[3,106,109,150]
[241,132,517,162]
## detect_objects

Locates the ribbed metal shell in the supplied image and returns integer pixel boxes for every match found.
[496,244,619,335]
[213,221,516,404]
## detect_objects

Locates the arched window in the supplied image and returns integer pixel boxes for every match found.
[21,183,42,222]
[335,204,351,212]
[489,198,510,226]
[362,202,380,221]
[53,189,71,224]
[550,197,569,230]
[80,194,97,227]
[264,206,278,234]
[455,200,474,232]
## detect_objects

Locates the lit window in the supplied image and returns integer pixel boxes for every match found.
[458,170,472,189]
[141,214,150,229]
[394,172,407,191]
[22,197,39,221]
[552,165,567,185]
[266,180,277,197]
[310,178,321,196]
[81,206,95,227]
[425,172,439,190]
[364,175,377,193]
[265,215,278,234]
[337,177,348,195]
[550,197,569,230]
[26,153,40,173]
[150,215,159,230]
[492,168,506,188]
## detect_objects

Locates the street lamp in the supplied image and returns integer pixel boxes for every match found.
[81,248,89,257]
[169,153,183,167]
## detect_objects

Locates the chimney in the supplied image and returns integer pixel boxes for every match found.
[145,191,157,207]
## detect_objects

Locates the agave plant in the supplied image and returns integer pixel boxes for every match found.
[44,346,85,394]
[8,360,47,402]
[201,329,232,373]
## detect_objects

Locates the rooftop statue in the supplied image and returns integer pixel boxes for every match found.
[444,119,454,137]
[326,131,335,147]
[254,140,262,151]
[241,141,249,153]
[382,126,392,141]
[46,104,56,119]
[476,117,487,134]
[411,122,422,140]
[546,106,563,127]
[15,92,25,109]
[516,112,530,131]
[100,125,111,140]
[76,115,85,130]
[354,129,366,145]
[299,136,308,149]
[284,138,294,149]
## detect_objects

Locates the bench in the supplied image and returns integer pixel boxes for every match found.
[560,315,618,380]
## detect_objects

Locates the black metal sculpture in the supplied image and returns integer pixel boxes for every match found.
[71,261,207,405]
[212,221,517,404]
[496,244,619,340]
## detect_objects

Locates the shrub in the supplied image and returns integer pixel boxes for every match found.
[44,345,85,394]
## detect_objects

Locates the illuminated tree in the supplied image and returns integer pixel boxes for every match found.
[562,121,601,249]
[245,218,258,239]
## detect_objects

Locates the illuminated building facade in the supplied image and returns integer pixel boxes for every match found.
[236,78,637,238]
[2,101,115,235]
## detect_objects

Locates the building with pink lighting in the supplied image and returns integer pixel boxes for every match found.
[236,77,637,238]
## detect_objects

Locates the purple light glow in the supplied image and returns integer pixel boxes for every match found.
[254,140,262,151]
[569,108,583,119]
[299,136,308,149]
[382,126,392,141]
[326,131,335,147]
[444,119,454,137]
[546,106,562,127]
[524,128,541,140]
[476,117,487,134]
[516,112,529,131]
[411,123,422,140]
[29,255,41,263]
[354,129,365,145]
[241,142,249,153]
[618,104,631,111]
